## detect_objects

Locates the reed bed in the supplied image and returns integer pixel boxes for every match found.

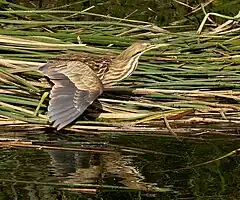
[0,1,240,135]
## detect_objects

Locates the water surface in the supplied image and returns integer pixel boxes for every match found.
[0,130,239,199]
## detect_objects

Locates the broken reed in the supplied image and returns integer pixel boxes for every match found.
[0,3,239,133]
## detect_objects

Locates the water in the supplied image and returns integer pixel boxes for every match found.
[0,130,239,199]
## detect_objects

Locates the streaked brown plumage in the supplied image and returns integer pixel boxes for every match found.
[39,41,164,130]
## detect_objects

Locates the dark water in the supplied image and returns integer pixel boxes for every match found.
[0,130,240,199]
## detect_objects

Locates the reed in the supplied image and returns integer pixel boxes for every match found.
[0,1,239,134]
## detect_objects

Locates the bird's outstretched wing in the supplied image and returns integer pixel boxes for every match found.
[39,61,103,130]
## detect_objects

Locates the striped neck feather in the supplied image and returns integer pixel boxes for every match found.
[102,53,141,86]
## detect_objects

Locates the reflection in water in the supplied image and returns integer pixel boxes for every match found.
[48,150,92,176]
[0,131,239,199]
[47,149,157,191]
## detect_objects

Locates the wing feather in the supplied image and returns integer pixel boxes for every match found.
[49,106,75,122]
[53,111,83,130]
[49,86,75,98]
[50,95,74,106]
[48,103,74,113]
[50,107,78,123]
[39,61,103,130]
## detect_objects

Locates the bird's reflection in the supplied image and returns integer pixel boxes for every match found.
[47,149,157,190]
[47,150,92,176]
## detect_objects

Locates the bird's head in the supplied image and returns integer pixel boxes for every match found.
[117,41,169,59]
[103,41,169,86]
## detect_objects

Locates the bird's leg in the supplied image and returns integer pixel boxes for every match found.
[34,92,49,116]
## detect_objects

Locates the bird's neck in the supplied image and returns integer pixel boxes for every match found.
[114,47,135,60]
[102,52,142,86]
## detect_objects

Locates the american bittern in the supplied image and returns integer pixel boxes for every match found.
[39,41,166,130]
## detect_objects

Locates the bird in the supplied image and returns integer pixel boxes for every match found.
[39,41,166,130]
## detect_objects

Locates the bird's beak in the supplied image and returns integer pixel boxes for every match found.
[148,43,170,50]
[141,43,169,54]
